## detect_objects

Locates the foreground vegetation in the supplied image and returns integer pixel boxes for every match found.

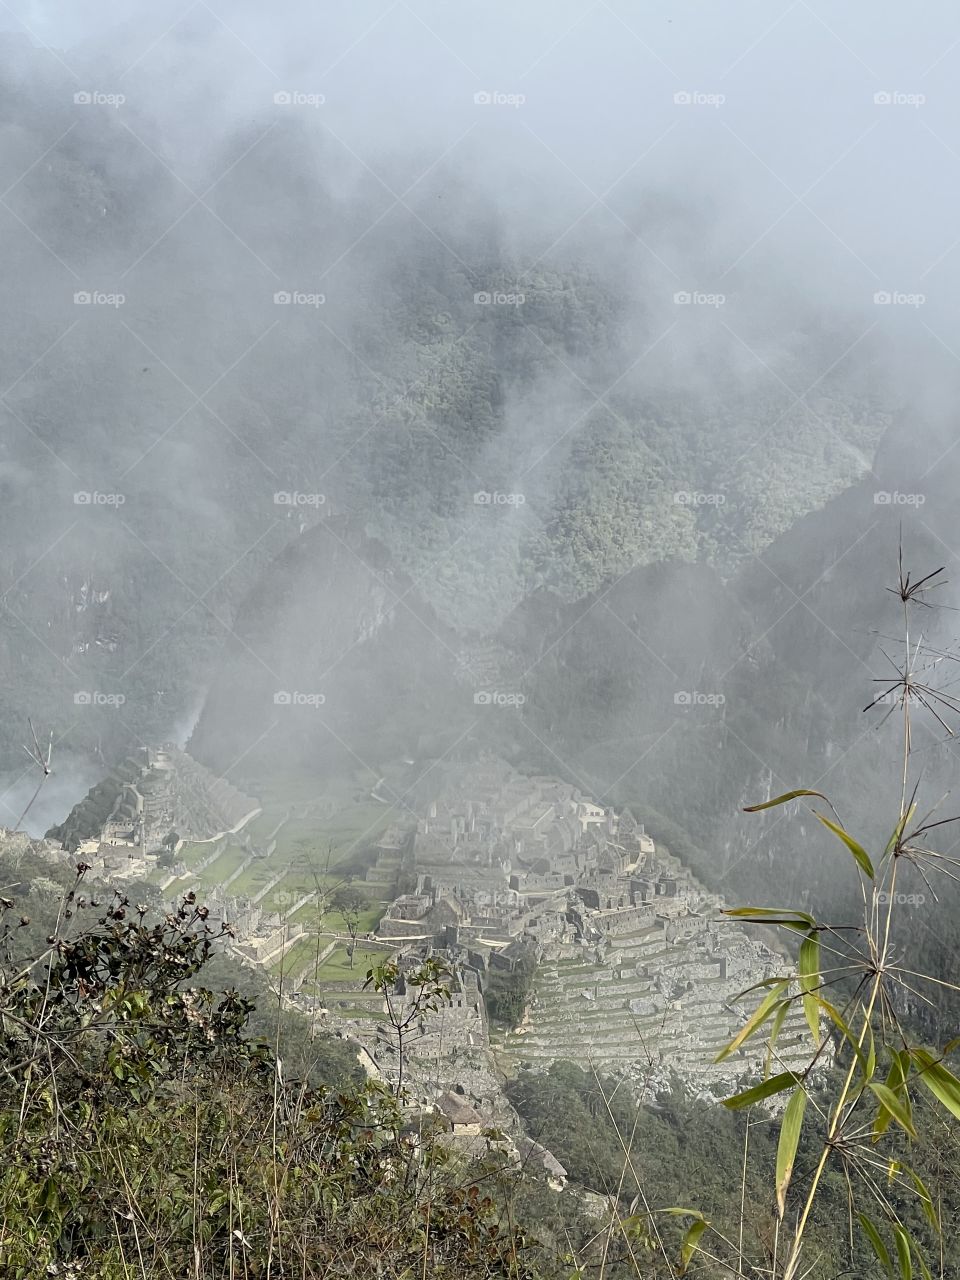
[0,879,546,1279]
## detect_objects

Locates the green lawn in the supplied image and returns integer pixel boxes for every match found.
[299,985,386,1004]
[311,946,390,983]
[177,841,216,866]
[325,1005,388,1022]
[321,903,386,935]
[166,768,408,987]
[264,889,388,933]
[195,843,248,886]
[239,768,393,861]
[259,876,313,915]
[227,860,280,898]
[268,936,324,980]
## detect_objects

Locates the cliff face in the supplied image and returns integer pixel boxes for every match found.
[187,519,467,776]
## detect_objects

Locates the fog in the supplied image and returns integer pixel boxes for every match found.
[2,0,960,869]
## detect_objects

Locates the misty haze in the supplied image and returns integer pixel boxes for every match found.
[2,5,960,1278]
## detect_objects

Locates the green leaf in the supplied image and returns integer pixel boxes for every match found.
[678,1219,708,1276]
[884,805,916,857]
[714,983,789,1063]
[816,813,874,878]
[775,1087,806,1218]
[743,789,828,812]
[873,1056,909,1142]
[798,931,820,1048]
[816,997,875,1086]
[859,1213,893,1278]
[766,1001,791,1077]
[893,1223,912,1280]
[731,975,794,999]
[852,1022,878,1103]
[722,906,816,930]
[868,1083,918,1140]
[909,1049,960,1122]
[907,1168,939,1234]
[722,1071,802,1111]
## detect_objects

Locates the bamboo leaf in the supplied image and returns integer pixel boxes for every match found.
[714,984,789,1063]
[874,1053,911,1141]
[743,789,828,812]
[775,1087,806,1217]
[868,1083,918,1140]
[884,805,916,856]
[814,993,870,1064]
[875,1100,894,1142]
[893,1223,912,1280]
[722,906,817,929]
[722,1071,802,1111]
[678,1219,708,1276]
[731,975,793,1000]
[907,1168,939,1234]
[816,996,869,1077]
[798,931,820,1048]
[891,1049,910,1088]
[864,1022,877,1091]
[859,1213,893,1277]
[766,1001,790,1078]
[816,813,875,878]
[909,1049,960,1123]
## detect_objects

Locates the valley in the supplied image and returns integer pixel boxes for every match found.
[41,745,820,1123]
